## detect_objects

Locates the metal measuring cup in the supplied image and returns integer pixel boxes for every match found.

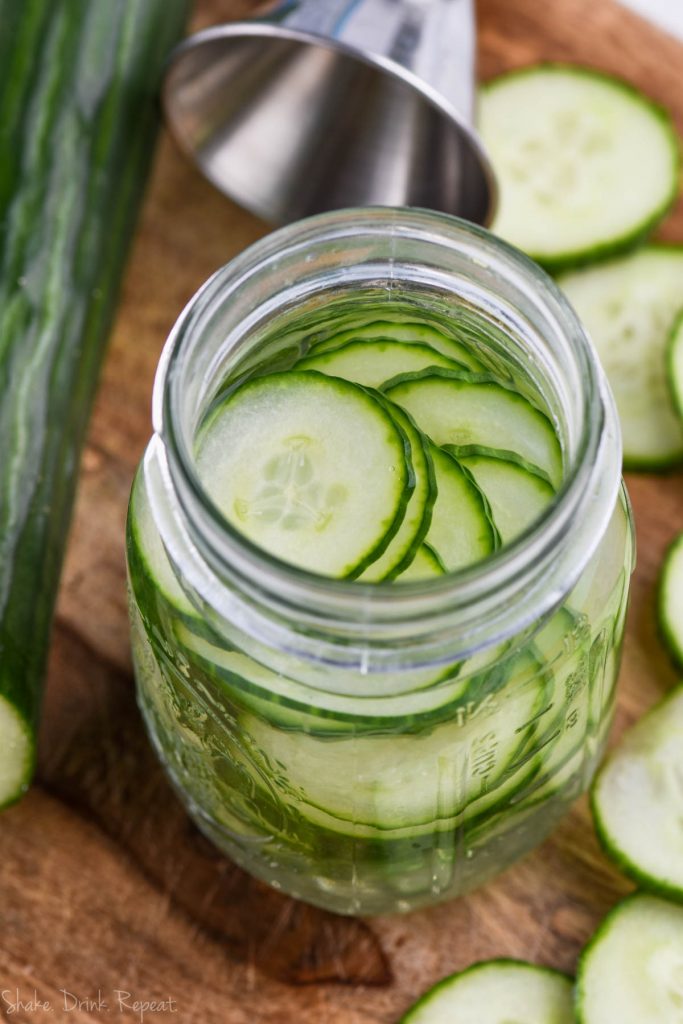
[162,0,496,225]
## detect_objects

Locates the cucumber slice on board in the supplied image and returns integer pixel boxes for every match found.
[480,65,680,270]
[453,449,555,544]
[385,369,563,487]
[666,310,683,421]
[0,698,33,809]
[577,893,683,1024]
[559,247,683,469]
[401,960,574,1023]
[297,339,465,384]
[195,372,411,577]
[309,319,485,370]
[591,684,683,900]
[425,446,498,571]
[659,532,683,667]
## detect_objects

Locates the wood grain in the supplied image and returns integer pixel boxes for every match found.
[1,1,682,1021]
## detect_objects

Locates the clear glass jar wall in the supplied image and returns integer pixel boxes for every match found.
[126,209,633,916]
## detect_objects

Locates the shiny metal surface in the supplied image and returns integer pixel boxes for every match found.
[162,0,496,225]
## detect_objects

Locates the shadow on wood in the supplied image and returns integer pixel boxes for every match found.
[37,626,391,989]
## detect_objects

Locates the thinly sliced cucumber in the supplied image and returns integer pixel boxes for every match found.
[454,449,555,544]
[175,635,420,734]
[426,446,498,571]
[385,369,563,487]
[243,656,548,831]
[0,697,33,810]
[461,742,545,827]
[568,486,633,625]
[292,349,436,580]
[559,247,683,469]
[444,444,553,485]
[512,743,586,816]
[586,570,628,736]
[310,319,485,370]
[127,466,198,620]
[659,532,683,667]
[512,607,592,799]
[577,893,683,1024]
[396,544,445,581]
[195,372,411,577]
[297,339,465,385]
[591,684,683,900]
[401,959,574,1023]
[175,622,468,725]
[358,405,434,580]
[480,65,680,269]
[667,310,683,427]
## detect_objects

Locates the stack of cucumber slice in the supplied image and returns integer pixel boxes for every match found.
[480,64,682,471]
[195,329,561,581]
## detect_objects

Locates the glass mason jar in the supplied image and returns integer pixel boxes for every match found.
[126,208,634,916]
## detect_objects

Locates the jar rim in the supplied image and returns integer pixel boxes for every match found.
[151,207,621,659]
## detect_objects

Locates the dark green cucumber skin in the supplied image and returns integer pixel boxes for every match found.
[482,63,681,273]
[0,0,189,808]
[400,958,574,1022]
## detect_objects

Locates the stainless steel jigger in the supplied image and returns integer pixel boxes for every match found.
[162,0,496,226]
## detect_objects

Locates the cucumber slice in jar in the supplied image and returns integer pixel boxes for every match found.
[667,310,683,422]
[401,960,574,1023]
[507,607,592,809]
[194,371,412,577]
[384,369,563,487]
[294,347,438,580]
[659,532,683,667]
[242,655,549,833]
[452,449,556,544]
[577,894,683,1024]
[591,684,683,900]
[396,544,445,581]
[127,465,199,621]
[425,446,498,571]
[309,319,485,370]
[174,621,472,733]
[559,247,683,469]
[357,405,435,581]
[297,338,467,384]
[480,65,680,269]
[458,650,552,828]
[443,444,554,485]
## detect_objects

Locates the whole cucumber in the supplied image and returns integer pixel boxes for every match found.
[0,0,189,808]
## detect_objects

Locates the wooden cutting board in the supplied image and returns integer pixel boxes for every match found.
[1,2,682,1021]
